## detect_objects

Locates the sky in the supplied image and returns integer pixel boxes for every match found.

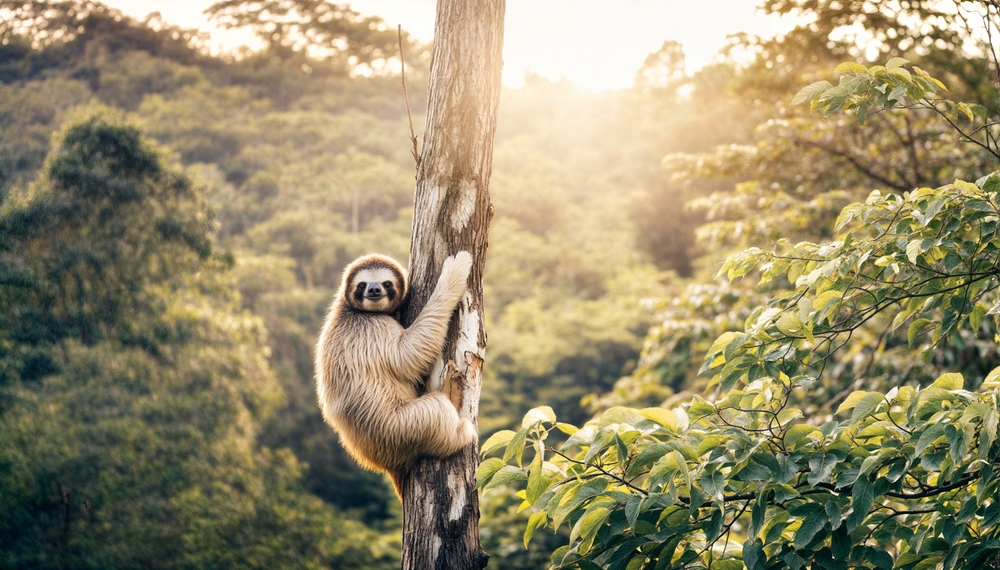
[100,0,795,91]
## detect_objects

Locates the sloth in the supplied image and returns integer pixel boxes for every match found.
[315,251,478,496]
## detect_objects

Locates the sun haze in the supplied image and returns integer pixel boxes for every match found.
[99,0,792,91]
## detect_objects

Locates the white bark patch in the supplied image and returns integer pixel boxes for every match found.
[456,300,483,418]
[450,179,477,231]
[447,476,467,521]
[455,299,481,373]
[430,535,442,562]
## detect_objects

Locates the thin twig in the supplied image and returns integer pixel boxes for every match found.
[398,25,419,165]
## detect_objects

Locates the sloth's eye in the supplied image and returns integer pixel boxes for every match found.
[356,282,366,292]
[382,281,392,289]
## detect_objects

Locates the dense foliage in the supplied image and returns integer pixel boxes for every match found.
[478,0,1000,561]
[479,60,1000,569]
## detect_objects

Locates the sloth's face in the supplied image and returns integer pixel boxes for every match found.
[350,266,403,313]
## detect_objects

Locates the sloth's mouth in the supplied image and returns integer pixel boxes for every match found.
[364,293,385,301]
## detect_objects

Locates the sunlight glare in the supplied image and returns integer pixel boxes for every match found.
[100,0,797,91]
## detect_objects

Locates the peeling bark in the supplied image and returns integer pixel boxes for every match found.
[397,0,504,569]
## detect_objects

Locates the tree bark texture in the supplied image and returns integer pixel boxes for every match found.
[398,0,504,569]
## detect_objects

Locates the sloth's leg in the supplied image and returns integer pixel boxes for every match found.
[392,392,477,459]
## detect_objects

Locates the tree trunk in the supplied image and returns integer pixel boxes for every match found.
[398,0,504,569]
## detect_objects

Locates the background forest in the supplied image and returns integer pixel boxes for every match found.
[2,1,1000,569]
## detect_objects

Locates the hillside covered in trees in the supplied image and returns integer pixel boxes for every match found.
[4,0,1000,569]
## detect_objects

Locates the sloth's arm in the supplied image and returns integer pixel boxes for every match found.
[389,252,472,380]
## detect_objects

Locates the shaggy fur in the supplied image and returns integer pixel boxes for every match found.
[315,252,478,496]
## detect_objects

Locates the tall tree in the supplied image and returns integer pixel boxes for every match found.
[397,0,504,568]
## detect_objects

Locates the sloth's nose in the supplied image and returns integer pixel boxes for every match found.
[367,283,382,296]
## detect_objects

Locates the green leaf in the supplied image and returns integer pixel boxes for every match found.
[702,506,725,541]
[908,318,935,346]
[945,425,969,464]
[906,238,934,264]
[480,429,516,456]
[522,406,556,427]
[847,475,874,531]
[812,290,843,312]
[930,372,964,390]
[706,331,741,359]
[476,457,505,490]
[775,453,800,484]
[749,494,766,538]
[624,493,642,528]
[825,500,843,530]
[785,424,820,450]
[524,511,546,547]
[835,62,868,74]
[794,504,827,548]
[836,390,871,414]
[792,80,833,105]
[851,392,884,426]
[701,468,725,499]
[913,65,947,90]
[627,443,670,478]
[888,85,908,101]
[964,199,994,212]
[743,538,766,570]
[526,455,547,504]
[865,546,894,570]
[481,465,527,493]
[571,506,611,552]
[583,428,615,466]
[688,396,716,417]
[889,67,912,83]
[697,434,726,456]
[640,407,686,432]
[807,453,837,485]
[503,427,529,466]
[886,57,910,70]
[614,434,629,466]
[915,423,947,456]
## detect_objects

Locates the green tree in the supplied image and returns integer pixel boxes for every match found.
[0,113,395,569]
[206,0,401,70]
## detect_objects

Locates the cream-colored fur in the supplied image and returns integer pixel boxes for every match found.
[315,252,478,495]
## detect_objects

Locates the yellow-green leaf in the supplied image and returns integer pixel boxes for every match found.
[930,372,964,390]
[480,430,516,456]
[784,424,820,449]
[522,406,556,427]
[775,312,804,335]
[641,407,679,431]
[837,390,871,414]
[524,511,547,548]
[812,290,843,312]
[571,507,611,553]
[476,457,505,490]
[886,57,910,70]
[835,62,868,74]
